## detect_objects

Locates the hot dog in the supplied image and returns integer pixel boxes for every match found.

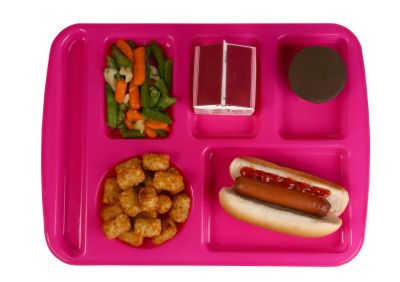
[219,157,349,237]
[234,176,331,217]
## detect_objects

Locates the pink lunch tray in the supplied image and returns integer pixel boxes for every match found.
[42,24,369,266]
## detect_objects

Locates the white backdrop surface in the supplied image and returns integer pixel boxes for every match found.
[0,0,398,281]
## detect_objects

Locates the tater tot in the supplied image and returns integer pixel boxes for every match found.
[158,194,172,214]
[101,203,123,222]
[139,187,159,212]
[116,158,145,190]
[134,218,161,237]
[143,170,154,187]
[169,193,191,223]
[142,153,170,171]
[136,210,158,219]
[119,188,141,217]
[118,231,143,247]
[152,168,184,194]
[102,214,131,240]
[101,153,191,247]
[152,218,177,245]
[102,177,121,205]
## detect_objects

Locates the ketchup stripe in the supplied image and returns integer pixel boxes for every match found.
[240,167,331,199]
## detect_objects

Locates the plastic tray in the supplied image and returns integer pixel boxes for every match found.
[41,24,369,266]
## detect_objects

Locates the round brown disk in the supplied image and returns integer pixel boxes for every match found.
[288,46,346,103]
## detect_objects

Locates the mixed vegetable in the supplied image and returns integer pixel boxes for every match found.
[104,39,175,138]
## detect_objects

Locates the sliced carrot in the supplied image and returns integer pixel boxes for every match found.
[145,119,169,130]
[115,80,127,103]
[128,82,141,110]
[128,80,137,92]
[124,116,134,129]
[116,39,134,62]
[133,47,146,86]
[144,126,157,138]
[163,125,171,132]
[124,109,144,129]
[126,109,144,122]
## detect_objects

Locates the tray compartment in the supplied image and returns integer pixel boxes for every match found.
[62,35,88,256]
[95,155,195,249]
[103,35,176,139]
[78,140,204,263]
[277,35,348,140]
[42,27,89,259]
[190,35,262,138]
[202,146,350,253]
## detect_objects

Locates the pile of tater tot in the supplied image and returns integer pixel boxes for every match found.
[101,153,191,246]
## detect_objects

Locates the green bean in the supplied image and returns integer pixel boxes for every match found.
[150,41,165,78]
[106,84,113,92]
[154,78,169,97]
[143,108,172,124]
[146,58,151,78]
[164,60,172,91]
[118,103,129,112]
[111,45,131,68]
[106,56,118,69]
[120,128,146,138]
[145,45,152,60]
[155,129,168,137]
[105,86,118,129]
[127,40,136,50]
[149,88,161,107]
[140,61,151,108]
[157,95,176,110]
[140,81,150,108]
[116,110,125,127]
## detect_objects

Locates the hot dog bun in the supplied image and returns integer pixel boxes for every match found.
[218,157,349,238]
[229,157,349,216]
[219,188,342,238]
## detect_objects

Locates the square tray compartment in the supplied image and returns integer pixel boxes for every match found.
[42,24,369,266]
[190,34,262,139]
[202,146,350,253]
[277,35,348,140]
[103,35,176,138]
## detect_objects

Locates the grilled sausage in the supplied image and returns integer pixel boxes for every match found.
[234,176,331,217]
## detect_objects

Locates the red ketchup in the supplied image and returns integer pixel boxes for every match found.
[239,167,331,199]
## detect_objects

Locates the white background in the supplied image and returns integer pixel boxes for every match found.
[0,0,398,281]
